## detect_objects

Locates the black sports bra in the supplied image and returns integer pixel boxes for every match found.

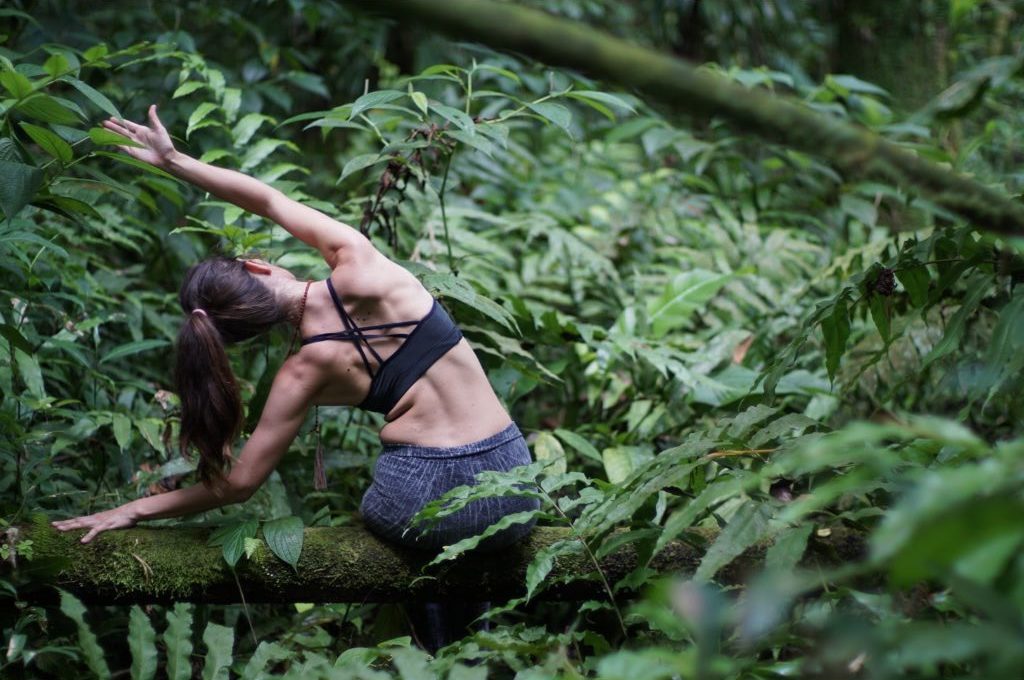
[301,278,463,414]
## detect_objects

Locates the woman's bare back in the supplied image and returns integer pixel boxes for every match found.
[297,249,512,446]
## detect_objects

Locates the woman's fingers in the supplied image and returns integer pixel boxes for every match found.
[147,104,165,130]
[51,517,107,543]
[102,119,134,138]
[80,526,102,544]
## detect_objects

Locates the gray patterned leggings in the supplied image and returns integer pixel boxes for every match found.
[359,422,540,551]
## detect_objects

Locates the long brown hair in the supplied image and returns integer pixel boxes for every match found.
[175,256,286,486]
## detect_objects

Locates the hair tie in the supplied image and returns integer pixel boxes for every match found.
[191,308,208,318]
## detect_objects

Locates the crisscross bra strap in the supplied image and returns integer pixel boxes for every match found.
[301,277,420,377]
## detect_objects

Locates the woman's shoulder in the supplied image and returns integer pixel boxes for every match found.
[328,252,425,302]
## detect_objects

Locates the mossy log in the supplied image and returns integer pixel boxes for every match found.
[8,521,864,604]
[347,0,1024,238]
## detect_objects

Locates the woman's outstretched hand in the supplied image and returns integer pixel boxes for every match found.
[102,104,177,169]
[51,505,139,544]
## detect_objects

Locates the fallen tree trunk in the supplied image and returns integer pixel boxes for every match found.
[346,0,1024,238]
[7,521,864,604]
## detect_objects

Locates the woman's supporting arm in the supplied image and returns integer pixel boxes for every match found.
[53,354,319,543]
[103,105,372,266]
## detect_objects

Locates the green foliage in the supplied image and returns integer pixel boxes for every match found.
[2,1,1024,678]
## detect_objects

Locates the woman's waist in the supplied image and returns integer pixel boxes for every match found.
[379,420,522,458]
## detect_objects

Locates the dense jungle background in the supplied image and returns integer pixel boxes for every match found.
[2,0,1024,678]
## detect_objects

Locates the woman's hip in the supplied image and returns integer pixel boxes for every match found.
[359,422,538,550]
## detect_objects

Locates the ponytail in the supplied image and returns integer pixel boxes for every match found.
[175,312,240,486]
[175,256,287,487]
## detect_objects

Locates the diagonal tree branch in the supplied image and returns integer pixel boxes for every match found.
[346,0,1024,238]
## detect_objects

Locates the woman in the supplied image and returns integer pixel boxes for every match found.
[51,105,539,557]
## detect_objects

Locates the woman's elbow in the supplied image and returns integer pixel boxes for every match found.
[229,479,260,503]
[212,476,259,504]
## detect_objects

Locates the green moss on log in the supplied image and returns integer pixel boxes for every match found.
[8,519,864,605]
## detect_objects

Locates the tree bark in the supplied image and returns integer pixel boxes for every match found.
[344,0,1024,238]
[7,521,865,605]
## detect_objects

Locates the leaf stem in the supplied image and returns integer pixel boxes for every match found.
[540,486,628,639]
[438,149,456,274]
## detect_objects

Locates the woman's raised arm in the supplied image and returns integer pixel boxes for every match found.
[103,105,372,267]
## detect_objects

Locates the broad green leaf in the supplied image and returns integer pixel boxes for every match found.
[15,348,44,398]
[602,446,652,484]
[882,491,1024,587]
[173,81,205,98]
[349,90,404,119]
[0,159,44,218]
[420,271,518,333]
[43,52,70,79]
[533,431,567,475]
[596,648,695,679]
[200,622,234,680]
[748,414,819,448]
[727,405,780,441]
[88,127,142,147]
[208,520,259,567]
[94,151,178,180]
[278,108,337,127]
[0,323,33,354]
[695,501,774,581]
[554,428,602,463]
[447,129,495,157]
[526,101,572,133]
[112,413,131,452]
[896,265,930,307]
[66,77,121,118]
[567,90,636,120]
[839,194,877,227]
[17,93,81,124]
[164,603,194,680]
[339,153,387,182]
[60,590,111,679]
[647,269,735,338]
[430,101,475,132]
[20,122,72,163]
[128,605,157,680]
[820,298,850,381]
[187,102,219,138]
[922,274,990,367]
[0,229,68,257]
[764,524,812,573]
[221,88,241,123]
[0,68,33,98]
[239,138,296,171]
[390,647,434,680]
[232,113,271,146]
[868,295,891,341]
[240,641,291,678]
[409,90,429,116]
[99,338,169,364]
[82,43,109,61]
[263,515,304,571]
[476,63,521,83]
